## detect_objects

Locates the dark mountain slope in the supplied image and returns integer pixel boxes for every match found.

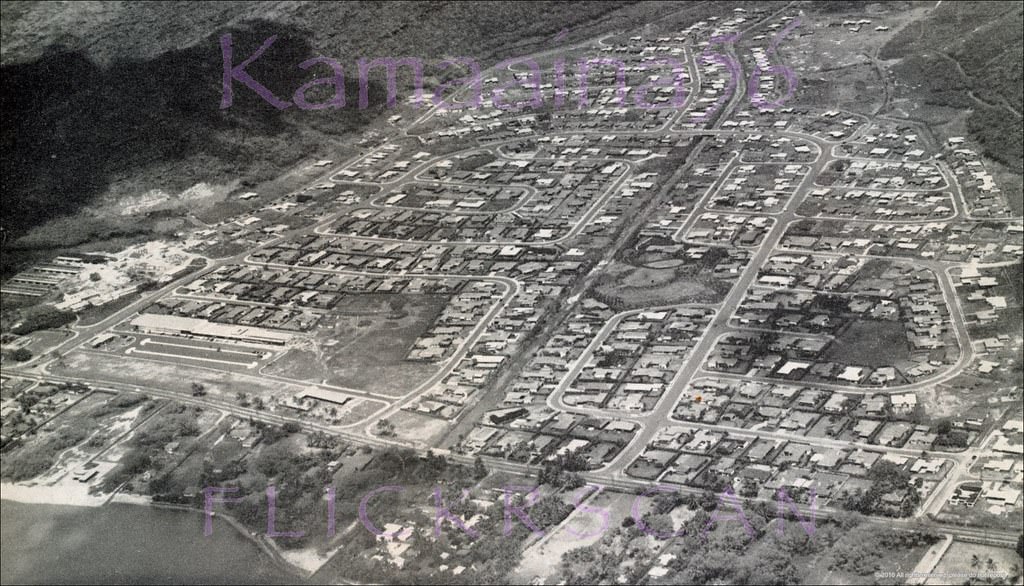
[2,1,679,249]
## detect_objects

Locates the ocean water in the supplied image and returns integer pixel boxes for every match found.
[0,500,295,584]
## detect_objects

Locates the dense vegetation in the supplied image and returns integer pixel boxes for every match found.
[839,460,922,518]
[10,306,75,335]
[1,0,676,260]
[882,2,1023,173]
[0,426,88,481]
[557,490,940,584]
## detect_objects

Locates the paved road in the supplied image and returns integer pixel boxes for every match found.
[579,121,842,479]
[17,373,1020,547]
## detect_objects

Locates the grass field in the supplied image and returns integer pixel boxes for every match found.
[74,291,143,327]
[824,319,910,367]
[924,541,1022,585]
[593,261,721,309]
[264,294,450,396]
[381,409,452,445]
[22,329,73,356]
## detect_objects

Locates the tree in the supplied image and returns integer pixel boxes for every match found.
[473,456,488,480]
[562,472,585,490]
[177,418,200,437]
[907,403,927,425]
[375,418,395,437]
[190,382,206,396]
[11,308,75,335]
[740,479,759,498]
[306,431,335,449]
[933,428,969,448]
[11,348,32,362]
[388,298,406,315]
[423,450,448,475]
[121,450,152,475]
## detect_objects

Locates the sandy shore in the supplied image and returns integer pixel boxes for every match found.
[0,481,107,508]
[110,492,153,505]
[278,548,334,576]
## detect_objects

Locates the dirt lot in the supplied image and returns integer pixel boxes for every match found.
[381,409,452,445]
[263,294,450,396]
[53,350,306,402]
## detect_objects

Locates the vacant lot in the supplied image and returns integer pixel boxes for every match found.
[381,409,452,445]
[593,261,722,309]
[1,391,153,483]
[925,541,1022,586]
[53,351,306,401]
[265,294,450,396]
[513,490,639,585]
[824,319,910,367]
[21,329,73,356]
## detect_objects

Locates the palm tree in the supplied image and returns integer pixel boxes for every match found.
[970,554,980,568]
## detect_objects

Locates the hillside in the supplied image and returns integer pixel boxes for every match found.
[1,1,696,272]
[880,1,1023,173]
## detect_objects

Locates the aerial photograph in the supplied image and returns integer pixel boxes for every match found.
[1,1,1022,584]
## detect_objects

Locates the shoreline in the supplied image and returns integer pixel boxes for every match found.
[0,482,107,508]
[0,486,323,580]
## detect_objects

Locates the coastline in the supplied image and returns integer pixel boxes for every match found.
[0,484,321,580]
[0,481,108,508]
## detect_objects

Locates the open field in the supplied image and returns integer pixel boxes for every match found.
[513,490,639,585]
[381,409,452,446]
[593,260,725,309]
[75,291,144,327]
[924,541,1022,585]
[53,351,309,403]
[263,294,449,396]
[824,319,910,368]
[17,329,73,358]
